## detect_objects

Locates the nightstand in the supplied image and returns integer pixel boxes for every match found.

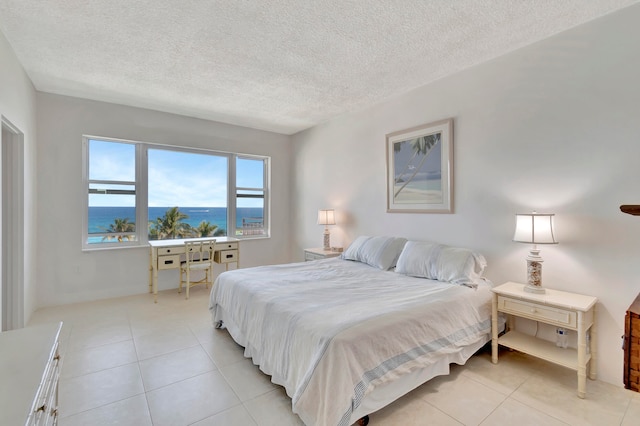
[491,281,597,398]
[304,248,342,261]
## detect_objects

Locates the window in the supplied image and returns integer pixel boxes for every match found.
[147,148,228,240]
[82,136,270,249]
[236,156,268,237]
[85,139,138,246]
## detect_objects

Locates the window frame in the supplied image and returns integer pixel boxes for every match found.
[234,154,270,238]
[82,135,271,250]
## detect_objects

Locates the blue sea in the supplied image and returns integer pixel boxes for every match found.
[400,178,442,191]
[88,206,263,236]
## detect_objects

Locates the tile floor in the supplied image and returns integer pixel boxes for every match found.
[27,286,640,426]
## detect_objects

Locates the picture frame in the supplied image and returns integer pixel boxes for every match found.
[386,118,453,213]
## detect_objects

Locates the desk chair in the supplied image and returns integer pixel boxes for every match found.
[179,239,216,299]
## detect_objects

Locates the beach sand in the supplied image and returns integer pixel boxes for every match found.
[393,186,443,204]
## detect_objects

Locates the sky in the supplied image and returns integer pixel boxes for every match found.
[88,139,264,207]
[392,135,442,182]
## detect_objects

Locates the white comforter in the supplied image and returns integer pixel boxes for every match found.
[209,258,493,426]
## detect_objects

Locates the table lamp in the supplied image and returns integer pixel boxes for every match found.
[317,209,336,250]
[513,212,558,294]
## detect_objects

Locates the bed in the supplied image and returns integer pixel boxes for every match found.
[209,236,494,426]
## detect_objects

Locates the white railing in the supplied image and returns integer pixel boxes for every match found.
[241,217,264,236]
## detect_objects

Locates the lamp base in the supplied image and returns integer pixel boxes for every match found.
[323,228,331,251]
[524,284,546,294]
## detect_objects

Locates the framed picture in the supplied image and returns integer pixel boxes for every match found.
[386,118,453,213]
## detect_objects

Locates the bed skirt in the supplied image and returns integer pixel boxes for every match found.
[213,306,490,425]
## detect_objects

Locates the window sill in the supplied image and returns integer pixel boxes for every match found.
[82,234,271,252]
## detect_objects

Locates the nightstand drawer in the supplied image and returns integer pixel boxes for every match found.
[305,251,323,261]
[304,248,342,261]
[498,296,577,328]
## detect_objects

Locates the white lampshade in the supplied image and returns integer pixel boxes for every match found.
[513,213,558,245]
[317,209,336,226]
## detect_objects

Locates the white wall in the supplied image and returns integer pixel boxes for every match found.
[36,93,292,306]
[0,31,38,324]
[291,5,640,387]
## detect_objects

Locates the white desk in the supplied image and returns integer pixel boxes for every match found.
[149,237,240,302]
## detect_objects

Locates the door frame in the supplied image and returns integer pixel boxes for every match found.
[1,115,25,331]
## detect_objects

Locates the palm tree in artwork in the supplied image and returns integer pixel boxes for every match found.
[393,133,441,198]
[101,217,135,242]
[150,206,191,239]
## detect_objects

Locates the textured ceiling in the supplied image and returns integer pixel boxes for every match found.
[0,1,637,135]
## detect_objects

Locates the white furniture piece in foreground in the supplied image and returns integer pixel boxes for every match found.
[179,239,216,299]
[0,322,63,425]
[149,236,240,302]
[492,281,597,398]
[304,247,342,261]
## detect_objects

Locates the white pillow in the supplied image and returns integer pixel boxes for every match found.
[342,236,408,270]
[341,235,370,260]
[396,240,487,287]
[395,241,441,279]
[434,246,487,287]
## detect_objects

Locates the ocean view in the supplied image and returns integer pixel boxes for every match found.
[400,177,441,191]
[88,206,263,236]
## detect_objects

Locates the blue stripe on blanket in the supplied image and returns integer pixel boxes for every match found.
[337,318,492,426]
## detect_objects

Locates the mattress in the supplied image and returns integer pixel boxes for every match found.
[209,258,493,426]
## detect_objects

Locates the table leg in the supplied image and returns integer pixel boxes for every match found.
[148,247,153,294]
[151,247,158,303]
[589,306,597,380]
[492,293,498,364]
[577,311,586,398]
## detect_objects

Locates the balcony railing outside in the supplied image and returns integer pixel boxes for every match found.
[240,217,265,236]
